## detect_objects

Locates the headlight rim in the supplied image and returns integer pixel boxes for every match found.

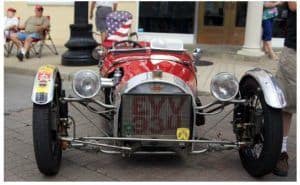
[210,72,239,101]
[72,70,101,99]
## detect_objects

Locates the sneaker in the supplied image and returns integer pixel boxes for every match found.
[16,52,24,62]
[273,152,289,176]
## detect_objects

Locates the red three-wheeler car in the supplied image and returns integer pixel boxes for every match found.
[31,38,286,177]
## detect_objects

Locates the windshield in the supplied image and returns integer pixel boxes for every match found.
[150,38,185,51]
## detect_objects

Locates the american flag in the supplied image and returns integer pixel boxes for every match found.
[106,11,133,42]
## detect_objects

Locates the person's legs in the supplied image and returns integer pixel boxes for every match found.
[22,33,40,54]
[283,112,292,137]
[281,111,292,154]
[15,33,40,61]
[273,47,296,176]
[266,41,278,60]
[262,20,269,54]
[11,32,28,61]
[95,6,112,43]
[100,31,107,43]
[262,19,278,60]
[23,37,33,54]
[266,19,278,60]
[273,111,293,176]
[262,41,269,53]
[9,32,24,49]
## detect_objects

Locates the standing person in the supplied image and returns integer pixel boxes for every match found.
[90,1,118,43]
[273,1,296,177]
[262,1,282,60]
[10,5,49,61]
[4,8,19,40]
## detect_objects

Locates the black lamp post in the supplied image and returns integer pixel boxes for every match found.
[62,1,98,66]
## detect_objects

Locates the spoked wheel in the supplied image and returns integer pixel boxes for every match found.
[32,75,64,176]
[234,77,283,177]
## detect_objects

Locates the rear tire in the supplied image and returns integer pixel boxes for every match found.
[235,77,283,177]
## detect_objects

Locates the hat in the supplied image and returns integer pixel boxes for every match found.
[7,8,16,13]
[35,5,44,11]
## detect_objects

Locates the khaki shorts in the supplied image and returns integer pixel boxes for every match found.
[275,47,297,113]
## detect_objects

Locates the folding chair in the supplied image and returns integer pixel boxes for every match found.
[4,17,20,57]
[4,38,15,57]
[30,16,58,58]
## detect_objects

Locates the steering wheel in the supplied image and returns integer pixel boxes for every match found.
[113,40,143,49]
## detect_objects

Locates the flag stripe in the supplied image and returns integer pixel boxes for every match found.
[106,11,133,42]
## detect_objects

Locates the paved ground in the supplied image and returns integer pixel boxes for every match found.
[4,72,296,181]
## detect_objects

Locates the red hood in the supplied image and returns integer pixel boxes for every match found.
[100,50,197,93]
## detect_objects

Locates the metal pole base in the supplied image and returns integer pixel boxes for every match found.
[62,24,98,66]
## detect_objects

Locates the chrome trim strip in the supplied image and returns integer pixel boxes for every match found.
[77,136,243,145]
[121,72,196,97]
[63,97,116,109]
[99,149,176,155]
[109,47,151,52]
[62,137,132,151]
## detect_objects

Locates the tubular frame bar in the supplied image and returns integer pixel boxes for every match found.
[61,136,245,146]
[62,97,116,109]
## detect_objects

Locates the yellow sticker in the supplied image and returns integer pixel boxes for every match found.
[176,128,190,140]
[36,85,48,93]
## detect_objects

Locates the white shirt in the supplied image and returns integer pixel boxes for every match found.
[4,16,19,31]
[95,1,116,8]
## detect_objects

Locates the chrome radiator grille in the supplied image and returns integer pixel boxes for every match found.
[120,94,192,138]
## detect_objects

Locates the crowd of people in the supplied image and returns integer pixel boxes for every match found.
[4,5,49,61]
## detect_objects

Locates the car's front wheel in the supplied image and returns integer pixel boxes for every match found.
[234,77,283,177]
[32,77,63,176]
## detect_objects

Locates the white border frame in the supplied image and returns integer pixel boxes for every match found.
[27,0,74,6]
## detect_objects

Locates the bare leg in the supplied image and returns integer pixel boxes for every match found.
[101,32,107,43]
[23,37,33,53]
[282,111,292,137]
[266,41,278,60]
[9,34,23,49]
[263,41,269,54]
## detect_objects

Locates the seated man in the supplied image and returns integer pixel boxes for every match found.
[10,5,49,61]
[4,8,19,40]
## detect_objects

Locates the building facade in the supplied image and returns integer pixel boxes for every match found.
[4,1,288,50]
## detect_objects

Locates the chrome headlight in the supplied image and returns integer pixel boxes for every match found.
[72,70,100,98]
[210,72,239,101]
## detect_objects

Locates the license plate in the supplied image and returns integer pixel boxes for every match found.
[121,94,192,137]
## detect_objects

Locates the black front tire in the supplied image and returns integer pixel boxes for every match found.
[32,75,63,176]
[33,104,62,175]
[236,77,283,177]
